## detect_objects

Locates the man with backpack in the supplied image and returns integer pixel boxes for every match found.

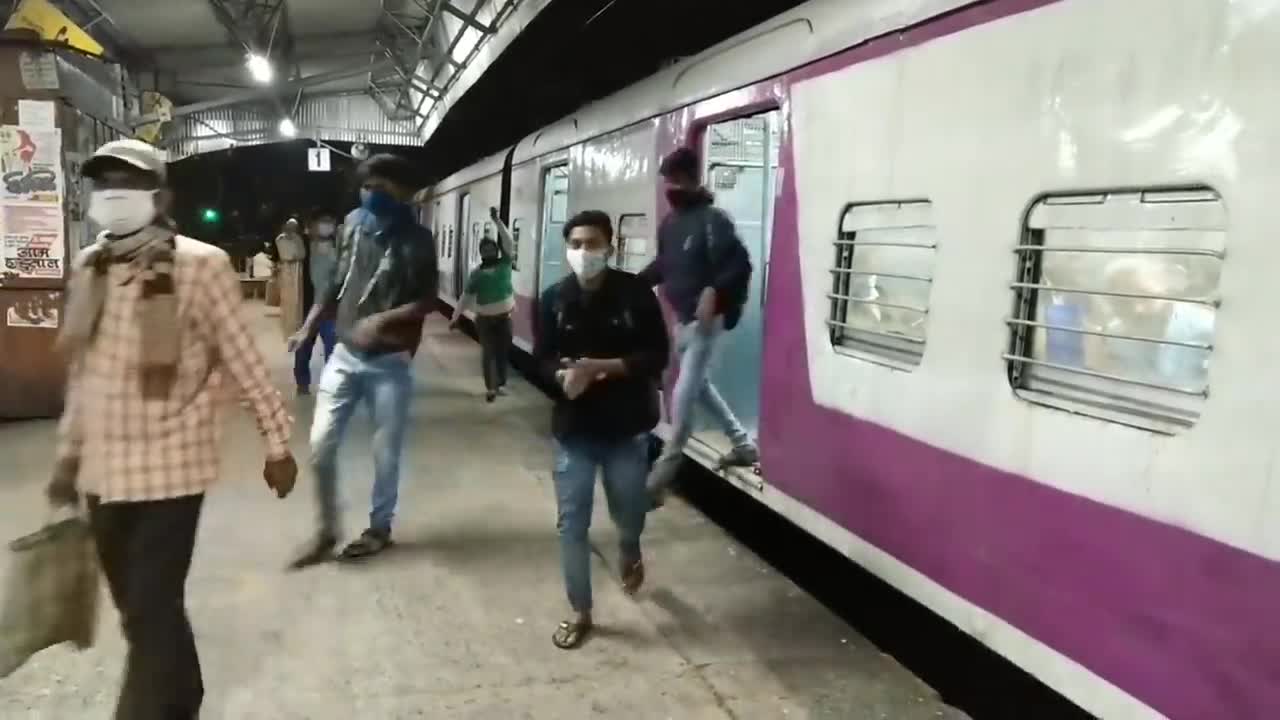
[639,146,757,507]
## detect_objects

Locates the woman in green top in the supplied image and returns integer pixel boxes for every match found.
[451,206,516,402]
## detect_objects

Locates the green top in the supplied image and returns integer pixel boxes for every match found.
[466,258,514,306]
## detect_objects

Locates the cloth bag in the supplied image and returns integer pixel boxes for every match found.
[0,513,101,678]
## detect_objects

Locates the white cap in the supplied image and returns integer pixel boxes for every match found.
[83,139,167,181]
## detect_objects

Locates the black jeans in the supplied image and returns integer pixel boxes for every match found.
[475,313,512,392]
[88,493,205,720]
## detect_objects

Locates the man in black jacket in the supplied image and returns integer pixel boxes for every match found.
[535,210,670,650]
[639,147,758,507]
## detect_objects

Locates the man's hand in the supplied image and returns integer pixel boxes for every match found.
[286,330,308,354]
[561,367,593,400]
[46,457,80,507]
[263,454,298,499]
[570,358,611,382]
[695,287,718,333]
[349,315,382,349]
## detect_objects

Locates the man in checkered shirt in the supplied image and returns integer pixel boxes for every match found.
[46,139,298,719]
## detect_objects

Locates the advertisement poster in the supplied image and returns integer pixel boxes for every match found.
[2,203,64,279]
[6,304,58,329]
[0,126,62,203]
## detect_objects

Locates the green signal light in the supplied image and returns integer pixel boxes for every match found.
[202,208,220,223]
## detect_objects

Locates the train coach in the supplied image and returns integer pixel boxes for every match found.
[422,1,1280,717]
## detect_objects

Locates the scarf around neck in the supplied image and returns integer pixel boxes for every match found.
[58,223,180,400]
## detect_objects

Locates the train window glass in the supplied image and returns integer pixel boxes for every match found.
[617,214,649,272]
[510,218,522,269]
[828,200,936,369]
[1006,188,1225,433]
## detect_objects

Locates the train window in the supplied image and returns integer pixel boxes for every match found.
[1005,188,1225,433]
[828,200,936,369]
[510,218,522,269]
[617,214,650,272]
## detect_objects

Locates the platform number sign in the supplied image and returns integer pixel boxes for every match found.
[307,147,331,172]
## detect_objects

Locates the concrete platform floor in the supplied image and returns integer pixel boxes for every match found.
[0,305,969,720]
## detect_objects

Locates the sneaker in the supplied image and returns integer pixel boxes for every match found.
[720,444,759,467]
[288,533,337,571]
[486,391,497,403]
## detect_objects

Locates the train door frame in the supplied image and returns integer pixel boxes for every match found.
[684,105,783,444]
[456,191,472,298]
[536,162,570,296]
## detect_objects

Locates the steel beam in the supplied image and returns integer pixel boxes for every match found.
[173,59,395,117]
[441,2,494,34]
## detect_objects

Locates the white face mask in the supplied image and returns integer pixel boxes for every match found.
[316,222,335,237]
[89,189,157,236]
[566,247,608,280]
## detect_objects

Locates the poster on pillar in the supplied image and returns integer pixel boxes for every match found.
[2,204,64,280]
[0,126,65,281]
[0,127,63,203]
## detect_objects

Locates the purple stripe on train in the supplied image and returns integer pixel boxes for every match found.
[655,0,1280,717]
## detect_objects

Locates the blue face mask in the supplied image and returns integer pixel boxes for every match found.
[361,188,400,217]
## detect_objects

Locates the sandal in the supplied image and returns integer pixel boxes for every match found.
[339,529,393,560]
[621,559,645,596]
[552,619,593,650]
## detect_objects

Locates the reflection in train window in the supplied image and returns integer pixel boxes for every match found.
[1006,188,1225,433]
[828,201,936,369]
[616,214,650,272]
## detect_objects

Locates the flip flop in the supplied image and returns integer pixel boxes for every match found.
[552,619,593,650]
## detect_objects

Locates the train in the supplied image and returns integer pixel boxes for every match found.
[418,1,1280,718]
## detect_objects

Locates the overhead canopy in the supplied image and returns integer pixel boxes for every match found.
[9,0,538,155]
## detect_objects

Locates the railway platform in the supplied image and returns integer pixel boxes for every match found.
[0,303,968,720]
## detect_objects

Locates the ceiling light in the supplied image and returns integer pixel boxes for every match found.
[245,53,273,84]
[278,118,297,138]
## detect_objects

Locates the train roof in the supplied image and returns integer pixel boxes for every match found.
[432,0,973,194]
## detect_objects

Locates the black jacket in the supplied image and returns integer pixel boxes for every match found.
[535,268,670,441]
[639,189,753,330]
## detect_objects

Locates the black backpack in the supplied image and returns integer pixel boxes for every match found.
[702,207,752,331]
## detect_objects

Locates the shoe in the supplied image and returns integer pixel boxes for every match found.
[485,391,497,403]
[720,444,759,467]
[288,533,337,571]
[297,386,311,397]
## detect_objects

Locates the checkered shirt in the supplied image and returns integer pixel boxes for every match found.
[54,235,292,503]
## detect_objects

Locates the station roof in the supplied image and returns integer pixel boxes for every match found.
[6,0,535,150]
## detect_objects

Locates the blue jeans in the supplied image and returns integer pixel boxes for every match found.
[553,434,650,614]
[667,319,751,455]
[310,343,413,538]
[294,318,336,389]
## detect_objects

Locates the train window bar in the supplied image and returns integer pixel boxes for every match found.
[828,200,936,369]
[1005,317,1212,351]
[828,268,933,284]
[826,293,929,315]
[1005,187,1225,433]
